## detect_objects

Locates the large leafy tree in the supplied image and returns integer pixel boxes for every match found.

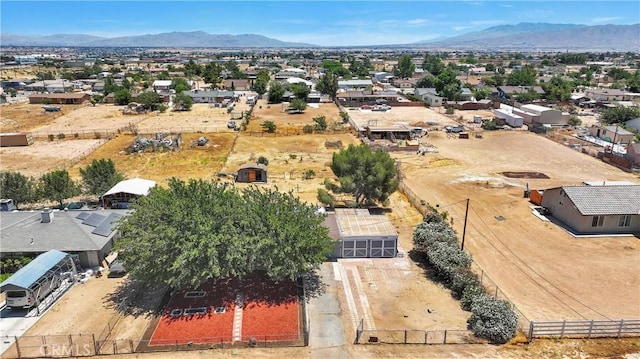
[113,88,132,105]
[0,171,38,209]
[39,170,81,208]
[291,83,310,100]
[267,81,285,103]
[79,159,125,198]
[600,106,640,124]
[116,179,334,289]
[173,92,193,111]
[396,55,416,79]
[324,144,398,207]
[288,98,307,113]
[315,72,338,99]
[136,91,162,111]
[506,65,537,86]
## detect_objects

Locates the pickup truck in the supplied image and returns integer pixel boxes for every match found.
[445,125,465,133]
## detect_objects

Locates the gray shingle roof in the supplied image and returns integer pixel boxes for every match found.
[562,185,640,215]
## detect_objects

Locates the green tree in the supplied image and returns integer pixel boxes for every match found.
[485,63,496,72]
[315,72,338,99]
[473,87,491,100]
[39,169,80,208]
[90,94,104,106]
[515,88,541,103]
[288,98,307,113]
[171,78,190,93]
[313,115,327,131]
[423,55,445,76]
[267,81,285,103]
[506,65,537,86]
[173,92,193,111]
[600,106,640,124]
[291,83,310,100]
[325,144,398,207]
[261,120,276,133]
[396,55,416,79]
[416,73,436,88]
[136,91,162,111]
[79,159,126,198]
[252,79,268,96]
[0,171,38,209]
[115,179,334,288]
[113,89,132,105]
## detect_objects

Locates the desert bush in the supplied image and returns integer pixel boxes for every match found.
[302,169,316,180]
[467,295,518,344]
[57,133,66,140]
[460,284,487,311]
[339,111,349,123]
[303,124,314,134]
[413,221,457,249]
[449,268,480,299]
[261,120,276,133]
[257,156,269,166]
[426,241,473,281]
[48,134,55,141]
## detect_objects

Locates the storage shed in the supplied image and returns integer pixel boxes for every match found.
[325,208,398,258]
[0,132,33,147]
[236,163,268,183]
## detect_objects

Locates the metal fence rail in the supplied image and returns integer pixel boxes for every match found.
[355,329,484,345]
[529,319,640,341]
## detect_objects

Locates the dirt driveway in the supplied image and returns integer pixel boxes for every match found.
[396,130,640,321]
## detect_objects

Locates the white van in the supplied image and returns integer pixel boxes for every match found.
[6,289,34,308]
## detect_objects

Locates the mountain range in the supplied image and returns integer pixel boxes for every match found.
[1,23,638,51]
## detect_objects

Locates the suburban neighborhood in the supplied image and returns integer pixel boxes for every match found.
[1,9,640,359]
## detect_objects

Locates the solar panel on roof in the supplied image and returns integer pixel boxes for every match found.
[91,213,122,237]
[76,212,91,220]
[82,213,106,227]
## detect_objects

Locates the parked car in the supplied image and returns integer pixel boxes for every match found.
[445,125,465,133]
[227,120,237,129]
[107,260,126,278]
[111,202,131,209]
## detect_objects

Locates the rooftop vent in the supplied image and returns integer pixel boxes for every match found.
[41,208,54,223]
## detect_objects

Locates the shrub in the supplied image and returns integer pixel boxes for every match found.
[423,211,445,224]
[289,154,297,159]
[303,124,314,134]
[302,169,316,180]
[482,120,499,131]
[449,269,480,299]
[317,188,335,207]
[413,221,457,249]
[257,156,269,166]
[261,121,276,133]
[57,133,66,140]
[339,111,349,123]
[460,284,487,311]
[48,134,55,141]
[467,295,518,344]
[445,107,455,115]
[426,242,473,283]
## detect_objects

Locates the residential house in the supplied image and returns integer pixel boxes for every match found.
[625,143,640,166]
[25,80,74,93]
[585,88,629,102]
[285,77,313,89]
[184,90,235,104]
[152,80,172,94]
[588,125,634,145]
[497,86,546,99]
[414,88,443,107]
[624,117,640,132]
[0,209,125,267]
[28,93,90,105]
[336,90,400,107]
[274,68,307,80]
[460,87,473,101]
[338,79,373,90]
[222,79,250,91]
[392,78,417,89]
[540,185,640,234]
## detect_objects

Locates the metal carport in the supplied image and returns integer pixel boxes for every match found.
[0,250,77,315]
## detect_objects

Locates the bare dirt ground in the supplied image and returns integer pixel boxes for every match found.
[395,130,640,321]
[0,138,106,176]
[247,100,344,132]
[135,101,252,133]
[346,106,461,131]
[67,133,237,184]
[223,132,361,203]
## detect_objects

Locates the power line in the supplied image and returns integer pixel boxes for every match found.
[468,204,613,321]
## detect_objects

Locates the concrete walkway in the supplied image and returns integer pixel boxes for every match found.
[308,262,352,359]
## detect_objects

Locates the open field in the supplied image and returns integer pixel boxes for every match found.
[396,130,640,321]
[68,133,236,184]
[223,132,361,203]
[247,100,344,132]
[135,102,252,133]
[346,106,461,131]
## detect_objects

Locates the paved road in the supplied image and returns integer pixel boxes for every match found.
[308,262,352,359]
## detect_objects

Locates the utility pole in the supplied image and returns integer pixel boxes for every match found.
[461,198,470,251]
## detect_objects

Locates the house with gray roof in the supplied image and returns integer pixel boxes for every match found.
[541,185,640,235]
[0,209,125,267]
[184,90,235,104]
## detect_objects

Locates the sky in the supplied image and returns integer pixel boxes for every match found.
[1,1,639,46]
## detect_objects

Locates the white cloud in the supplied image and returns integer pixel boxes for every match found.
[465,1,483,6]
[500,4,513,8]
[452,26,470,31]
[591,16,623,23]
[407,18,428,25]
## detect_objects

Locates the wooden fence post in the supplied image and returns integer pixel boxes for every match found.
[443,330,447,344]
[92,333,97,355]
[14,336,21,358]
[424,331,428,344]
[404,330,407,344]
[528,321,534,342]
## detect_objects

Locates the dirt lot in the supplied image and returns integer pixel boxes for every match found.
[67,133,236,184]
[224,132,361,203]
[395,130,640,321]
[135,102,252,133]
[247,100,344,132]
[346,106,463,132]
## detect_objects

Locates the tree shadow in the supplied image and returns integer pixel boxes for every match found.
[104,279,170,319]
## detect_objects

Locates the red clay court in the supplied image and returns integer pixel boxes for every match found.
[148,274,302,346]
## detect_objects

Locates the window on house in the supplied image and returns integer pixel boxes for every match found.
[591,215,604,227]
[618,215,631,227]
